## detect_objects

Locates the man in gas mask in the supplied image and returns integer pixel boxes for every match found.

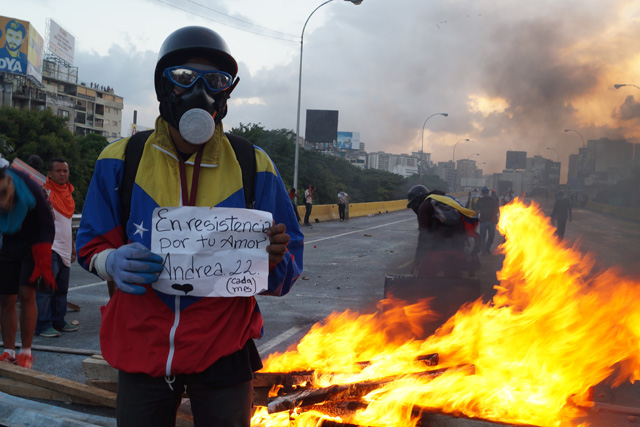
[76,26,303,426]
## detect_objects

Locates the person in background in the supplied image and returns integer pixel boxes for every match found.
[465,188,479,210]
[407,185,478,278]
[304,185,314,226]
[502,188,515,205]
[35,158,78,338]
[75,26,303,426]
[26,155,44,173]
[0,158,55,368]
[337,188,350,222]
[289,187,301,223]
[475,186,500,255]
[551,191,572,240]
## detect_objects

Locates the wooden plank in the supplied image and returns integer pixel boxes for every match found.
[83,356,118,382]
[591,401,640,416]
[0,377,102,406]
[267,365,474,414]
[0,362,116,408]
[253,371,314,389]
[86,379,118,393]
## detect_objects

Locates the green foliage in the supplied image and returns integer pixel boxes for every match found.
[0,107,109,211]
[230,123,448,205]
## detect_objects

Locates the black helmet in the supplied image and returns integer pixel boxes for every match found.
[154,26,238,100]
[407,185,429,212]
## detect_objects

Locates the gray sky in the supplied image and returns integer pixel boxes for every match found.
[5,0,640,181]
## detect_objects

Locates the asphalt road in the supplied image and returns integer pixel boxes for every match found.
[11,197,640,425]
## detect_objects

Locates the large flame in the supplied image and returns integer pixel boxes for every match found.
[252,200,640,427]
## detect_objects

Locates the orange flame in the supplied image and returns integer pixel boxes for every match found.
[252,199,640,427]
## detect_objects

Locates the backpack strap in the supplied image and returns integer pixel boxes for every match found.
[119,131,256,230]
[121,130,153,229]
[226,133,256,209]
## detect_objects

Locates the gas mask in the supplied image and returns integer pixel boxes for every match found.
[159,79,232,145]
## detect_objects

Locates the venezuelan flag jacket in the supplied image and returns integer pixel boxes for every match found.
[76,118,303,377]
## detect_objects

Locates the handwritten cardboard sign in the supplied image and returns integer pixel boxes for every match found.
[151,207,273,297]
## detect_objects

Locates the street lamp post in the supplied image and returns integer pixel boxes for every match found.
[614,83,640,90]
[564,128,585,148]
[293,0,362,203]
[452,138,470,162]
[546,147,559,162]
[419,112,448,183]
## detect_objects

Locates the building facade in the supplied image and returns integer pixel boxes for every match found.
[1,55,123,140]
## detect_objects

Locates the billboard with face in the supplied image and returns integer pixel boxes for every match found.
[0,16,29,75]
[0,16,43,82]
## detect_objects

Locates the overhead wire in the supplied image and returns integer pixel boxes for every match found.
[156,0,299,43]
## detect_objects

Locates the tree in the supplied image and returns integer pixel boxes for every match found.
[230,123,442,205]
[0,107,108,210]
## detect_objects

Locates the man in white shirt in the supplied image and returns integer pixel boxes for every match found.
[35,158,78,338]
[337,188,350,221]
[303,185,314,226]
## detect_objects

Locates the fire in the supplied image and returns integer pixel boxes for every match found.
[252,199,640,427]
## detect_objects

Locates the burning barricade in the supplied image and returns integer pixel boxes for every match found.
[251,199,640,427]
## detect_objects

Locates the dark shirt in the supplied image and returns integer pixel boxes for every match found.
[476,196,500,223]
[552,198,572,221]
[0,168,55,260]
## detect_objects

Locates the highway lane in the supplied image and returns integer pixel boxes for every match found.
[31,208,419,385]
[30,198,640,381]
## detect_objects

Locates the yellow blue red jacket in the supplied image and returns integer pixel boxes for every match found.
[76,117,303,377]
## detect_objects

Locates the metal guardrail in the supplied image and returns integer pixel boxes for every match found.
[70,200,410,230]
[72,213,82,230]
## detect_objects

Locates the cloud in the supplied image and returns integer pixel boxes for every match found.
[17,0,637,181]
[618,96,640,121]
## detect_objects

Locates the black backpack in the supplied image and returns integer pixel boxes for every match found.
[120,130,256,227]
[430,198,462,226]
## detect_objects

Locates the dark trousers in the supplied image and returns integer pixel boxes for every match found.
[291,202,301,222]
[35,251,69,333]
[478,222,496,253]
[304,203,312,224]
[555,218,568,240]
[116,371,253,427]
[338,203,346,220]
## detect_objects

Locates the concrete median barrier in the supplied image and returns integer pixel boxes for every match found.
[296,199,407,223]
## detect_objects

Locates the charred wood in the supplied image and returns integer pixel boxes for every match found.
[267,365,474,414]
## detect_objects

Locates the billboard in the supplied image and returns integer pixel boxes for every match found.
[337,131,360,150]
[506,150,527,170]
[305,109,338,144]
[0,16,28,76]
[0,16,44,82]
[26,22,44,82]
[47,19,75,65]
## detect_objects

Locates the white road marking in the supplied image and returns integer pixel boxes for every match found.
[305,217,414,244]
[257,325,304,354]
[69,281,107,291]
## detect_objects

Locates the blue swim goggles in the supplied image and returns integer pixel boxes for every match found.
[163,66,233,92]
